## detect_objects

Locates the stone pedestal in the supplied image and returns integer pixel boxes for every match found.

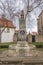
[8,41,37,57]
[16,41,29,57]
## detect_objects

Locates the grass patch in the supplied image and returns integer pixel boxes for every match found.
[0,42,17,45]
[0,48,8,53]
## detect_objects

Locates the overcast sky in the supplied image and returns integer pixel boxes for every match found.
[0,0,43,33]
[13,0,43,33]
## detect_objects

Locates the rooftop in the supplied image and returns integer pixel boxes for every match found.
[0,17,16,28]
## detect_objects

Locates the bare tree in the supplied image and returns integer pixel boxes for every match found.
[0,0,43,19]
[26,0,43,13]
[26,0,43,32]
[0,0,43,43]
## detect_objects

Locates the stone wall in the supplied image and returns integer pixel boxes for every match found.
[13,33,18,42]
[35,34,43,42]
[14,32,43,43]
[27,34,32,43]
[37,11,43,42]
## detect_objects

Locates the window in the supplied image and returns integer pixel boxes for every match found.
[6,28,9,33]
[7,28,10,33]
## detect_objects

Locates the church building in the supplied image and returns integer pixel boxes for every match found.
[37,11,43,42]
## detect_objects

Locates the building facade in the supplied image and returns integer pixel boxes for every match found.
[0,16,16,43]
[37,11,43,42]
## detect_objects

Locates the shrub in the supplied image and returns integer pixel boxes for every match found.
[33,42,43,48]
[0,45,9,48]
[0,42,16,49]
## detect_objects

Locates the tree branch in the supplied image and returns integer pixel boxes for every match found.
[0,0,6,14]
[1,28,5,33]
[27,1,43,12]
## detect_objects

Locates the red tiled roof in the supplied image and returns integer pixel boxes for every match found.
[0,17,16,28]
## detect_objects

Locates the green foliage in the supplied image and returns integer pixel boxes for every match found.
[0,45,9,48]
[0,42,16,45]
[33,42,43,48]
[0,42,16,49]
[0,48,8,53]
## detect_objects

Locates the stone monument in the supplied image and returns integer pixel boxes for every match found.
[17,10,29,56]
[8,10,36,57]
[18,10,26,41]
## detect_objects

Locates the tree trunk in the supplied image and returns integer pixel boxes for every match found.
[0,28,1,43]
